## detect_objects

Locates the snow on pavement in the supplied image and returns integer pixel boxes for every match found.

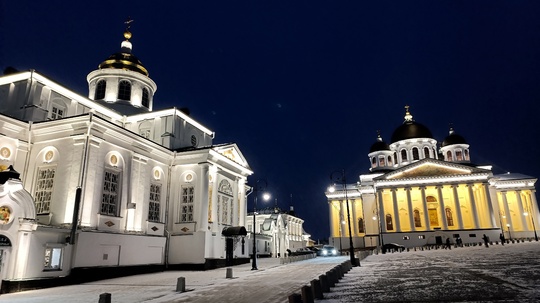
[320,241,540,302]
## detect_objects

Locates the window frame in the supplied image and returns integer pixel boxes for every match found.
[34,166,57,214]
[101,168,122,217]
[118,80,132,101]
[43,245,63,271]
[95,80,106,100]
[180,185,195,222]
[148,183,162,222]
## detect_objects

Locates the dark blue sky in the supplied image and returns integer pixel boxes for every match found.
[2,1,540,241]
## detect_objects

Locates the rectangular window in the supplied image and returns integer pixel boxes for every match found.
[403,236,410,240]
[180,186,194,222]
[101,170,121,216]
[418,235,426,239]
[469,234,477,238]
[44,247,62,271]
[34,167,56,214]
[148,183,161,222]
[50,105,65,120]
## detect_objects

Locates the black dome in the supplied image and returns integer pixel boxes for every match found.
[370,139,390,153]
[442,130,467,147]
[391,121,433,143]
[98,52,149,76]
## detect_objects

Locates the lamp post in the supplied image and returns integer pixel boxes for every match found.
[329,169,357,267]
[251,180,270,270]
[506,223,512,241]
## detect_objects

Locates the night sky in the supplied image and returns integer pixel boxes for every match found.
[2,1,540,241]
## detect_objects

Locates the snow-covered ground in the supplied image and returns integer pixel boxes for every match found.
[321,241,540,302]
[1,241,539,302]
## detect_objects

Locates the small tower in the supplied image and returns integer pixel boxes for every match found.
[440,126,471,163]
[87,18,157,114]
[368,131,394,172]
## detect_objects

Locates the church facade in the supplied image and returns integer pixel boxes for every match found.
[0,27,252,292]
[326,107,539,250]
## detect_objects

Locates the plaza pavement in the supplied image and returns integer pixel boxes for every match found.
[2,241,540,302]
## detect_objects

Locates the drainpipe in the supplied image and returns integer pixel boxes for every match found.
[163,152,175,268]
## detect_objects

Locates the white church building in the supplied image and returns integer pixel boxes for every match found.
[326,106,540,250]
[0,26,253,292]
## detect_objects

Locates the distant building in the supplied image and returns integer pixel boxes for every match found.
[325,106,539,249]
[0,26,253,292]
[245,206,310,257]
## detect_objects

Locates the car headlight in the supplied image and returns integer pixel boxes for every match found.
[332,249,336,255]
[322,250,327,255]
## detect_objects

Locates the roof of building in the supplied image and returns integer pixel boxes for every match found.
[98,29,149,76]
[369,132,390,153]
[442,127,467,147]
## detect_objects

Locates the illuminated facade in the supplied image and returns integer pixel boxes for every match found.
[245,207,310,257]
[0,27,252,291]
[326,107,539,249]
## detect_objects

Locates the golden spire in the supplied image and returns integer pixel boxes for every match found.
[404,105,413,122]
[124,17,134,41]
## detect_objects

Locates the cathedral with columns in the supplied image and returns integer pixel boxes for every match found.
[326,107,539,249]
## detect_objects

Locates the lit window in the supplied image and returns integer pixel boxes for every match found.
[34,167,56,214]
[118,80,131,100]
[142,88,150,108]
[95,80,106,100]
[414,209,422,227]
[44,247,62,271]
[358,217,365,233]
[456,150,463,161]
[464,149,470,161]
[445,208,454,226]
[387,156,393,166]
[148,183,161,222]
[418,235,426,239]
[403,236,410,240]
[371,157,377,168]
[378,156,385,167]
[180,186,194,222]
[218,180,233,225]
[101,170,121,216]
[446,150,452,161]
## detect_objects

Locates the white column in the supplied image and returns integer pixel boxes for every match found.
[467,184,480,229]
[340,200,346,237]
[501,191,514,232]
[211,175,219,233]
[378,190,386,232]
[405,187,415,231]
[420,186,431,230]
[437,186,448,229]
[515,191,529,231]
[451,185,464,229]
[391,189,401,232]
[483,183,497,228]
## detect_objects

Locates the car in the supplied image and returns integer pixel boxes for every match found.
[320,245,338,256]
[382,243,405,253]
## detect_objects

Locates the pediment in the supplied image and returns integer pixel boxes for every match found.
[381,159,484,180]
[213,144,249,167]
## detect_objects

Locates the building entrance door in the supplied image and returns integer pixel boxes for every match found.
[435,236,443,245]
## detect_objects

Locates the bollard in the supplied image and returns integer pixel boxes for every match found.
[176,277,186,292]
[226,267,233,278]
[301,285,314,303]
[311,279,323,299]
[319,274,330,293]
[99,293,111,303]
[327,270,336,287]
[288,293,302,303]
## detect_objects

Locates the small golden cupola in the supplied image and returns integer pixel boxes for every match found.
[86,18,157,114]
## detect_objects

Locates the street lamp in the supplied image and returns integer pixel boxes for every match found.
[329,169,357,267]
[251,180,270,270]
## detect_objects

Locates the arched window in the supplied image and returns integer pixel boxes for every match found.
[464,149,470,161]
[118,80,131,100]
[218,180,234,225]
[445,208,454,226]
[95,80,106,100]
[142,88,150,108]
[378,156,385,166]
[387,155,393,166]
[371,157,377,168]
[456,150,463,161]
[446,150,453,161]
[358,217,365,233]
[385,214,393,231]
[424,147,430,159]
[401,149,408,162]
[412,147,419,160]
[414,209,422,227]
